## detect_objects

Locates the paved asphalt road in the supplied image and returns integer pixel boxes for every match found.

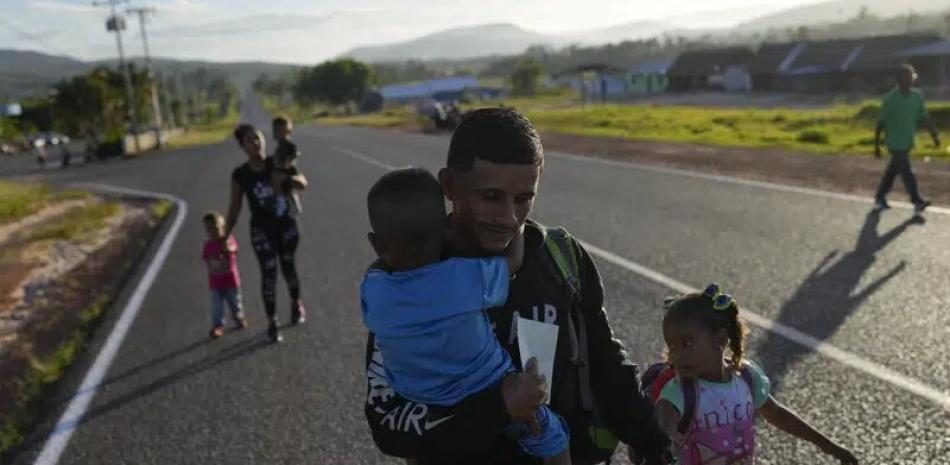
[2,97,948,465]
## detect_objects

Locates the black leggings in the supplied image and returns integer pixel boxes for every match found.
[250,217,301,319]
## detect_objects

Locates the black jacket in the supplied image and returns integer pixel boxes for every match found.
[363,220,670,464]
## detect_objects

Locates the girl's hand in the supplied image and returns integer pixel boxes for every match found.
[825,443,858,465]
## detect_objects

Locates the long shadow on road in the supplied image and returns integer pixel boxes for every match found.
[757,209,923,388]
[5,335,268,463]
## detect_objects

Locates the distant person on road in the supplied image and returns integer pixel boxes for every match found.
[361,167,571,465]
[650,285,858,465]
[363,108,673,465]
[874,64,940,213]
[202,211,247,339]
[224,123,309,343]
[59,142,72,168]
[84,129,99,162]
[272,116,302,217]
[34,138,47,167]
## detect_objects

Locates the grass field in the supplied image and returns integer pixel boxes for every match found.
[299,89,950,159]
[0,182,90,226]
[165,109,240,150]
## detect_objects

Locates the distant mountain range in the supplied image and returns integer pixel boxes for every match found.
[0,50,299,99]
[344,0,949,62]
[4,0,949,98]
[735,0,950,32]
[344,21,677,62]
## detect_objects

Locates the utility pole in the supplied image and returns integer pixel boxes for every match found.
[93,0,140,154]
[174,73,189,128]
[127,5,163,147]
[159,72,174,128]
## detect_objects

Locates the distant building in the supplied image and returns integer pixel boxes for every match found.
[2,102,22,117]
[628,58,673,95]
[379,76,501,104]
[551,64,634,102]
[667,47,754,92]
[749,35,939,94]
[899,40,950,94]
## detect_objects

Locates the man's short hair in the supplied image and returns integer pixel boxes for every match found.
[900,63,918,78]
[367,167,445,236]
[447,108,543,172]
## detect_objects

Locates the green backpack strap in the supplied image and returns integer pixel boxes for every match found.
[544,226,581,295]
[542,226,619,453]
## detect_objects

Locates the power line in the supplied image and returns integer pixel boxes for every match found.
[0,17,71,56]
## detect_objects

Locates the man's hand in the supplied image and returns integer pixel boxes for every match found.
[502,357,546,435]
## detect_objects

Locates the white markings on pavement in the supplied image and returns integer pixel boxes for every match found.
[33,184,188,465]
[580,240,950,410]
[331,146,398,171]
[549,150,950,216]
[334,144,950,411]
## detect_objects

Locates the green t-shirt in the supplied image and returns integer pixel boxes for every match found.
[880,88,928,151]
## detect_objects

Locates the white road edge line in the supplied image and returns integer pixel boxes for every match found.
[334,145,950,411]
[32,184,188,465]
[579,240,950,410]
[549,150,950,216]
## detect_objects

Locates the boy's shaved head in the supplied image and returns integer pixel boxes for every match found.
[367,167,445,239]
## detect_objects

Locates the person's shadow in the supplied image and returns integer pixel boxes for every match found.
[756,210,923,388]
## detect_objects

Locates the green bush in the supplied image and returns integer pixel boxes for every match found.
[711,116,738,128]
[927,106,950,128]
[853,103,880,121]
[797,130,830,144]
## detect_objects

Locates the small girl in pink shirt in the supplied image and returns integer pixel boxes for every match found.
[202,211,246,338]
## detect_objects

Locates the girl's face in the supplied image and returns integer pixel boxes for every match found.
[663,316,728,381]
[205,218,224,240]
[241,130,265,158]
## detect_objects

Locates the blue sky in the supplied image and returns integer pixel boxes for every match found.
[1,0,820,63]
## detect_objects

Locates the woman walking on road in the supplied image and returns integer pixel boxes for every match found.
[224,123,309,343]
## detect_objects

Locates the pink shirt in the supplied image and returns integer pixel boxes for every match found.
[203,236,240,290]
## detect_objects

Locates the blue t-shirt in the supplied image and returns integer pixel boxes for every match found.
[361,257,512,405]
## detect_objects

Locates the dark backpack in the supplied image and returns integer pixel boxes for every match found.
[640,362,756,435]
[542,226,619,464]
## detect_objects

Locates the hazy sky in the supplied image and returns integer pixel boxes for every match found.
[1,0,824,63]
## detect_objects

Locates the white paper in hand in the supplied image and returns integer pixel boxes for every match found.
[517,317,559,404]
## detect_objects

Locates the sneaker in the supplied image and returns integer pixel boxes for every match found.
[267,320,283,343]
[874,200,890,211]
[914,200,931,213]
[210,326,225,339]
[235,317,248,330]
[291,301,306,325]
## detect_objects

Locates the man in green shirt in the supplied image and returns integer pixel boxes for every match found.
[874,64,940,212]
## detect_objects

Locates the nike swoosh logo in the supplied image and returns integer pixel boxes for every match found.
[423,415,455,430]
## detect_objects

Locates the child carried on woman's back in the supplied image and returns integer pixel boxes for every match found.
[642,284,858,465]
[360,167,571,464]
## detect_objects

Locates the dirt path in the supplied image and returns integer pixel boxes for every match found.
[541,132,950,206]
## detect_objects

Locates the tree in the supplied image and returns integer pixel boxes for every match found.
[795,26,810,41]
[510,57,543,96]
[294,58,374,107]
[51,67,150,137]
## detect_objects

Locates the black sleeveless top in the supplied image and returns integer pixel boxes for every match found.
[231,158,289,225]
